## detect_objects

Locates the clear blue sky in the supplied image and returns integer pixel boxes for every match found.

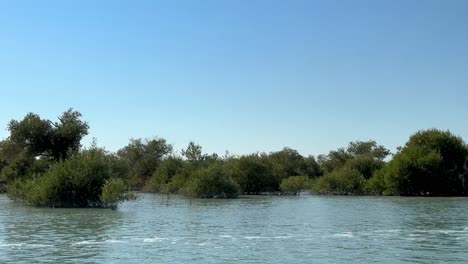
[0,0,467,156]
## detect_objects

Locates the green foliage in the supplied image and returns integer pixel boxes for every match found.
[312,167,366,195]
[108,155,131,181]
[369,129,468,196]
[317,148,351,173]
[8,113,53,157]
[7,147,132,207]
[232,155,276,194]
[318,140,389,174]
[2,110,468,201]
[101,178,135,209]
[0,109,88,189]
[145,156,185,193]
[8,108,89,161]
[302,156,323,178]
[345,155,386,180]
[181,141,219,166]
[0,154,52,183]
[364,169,387,195]
[280,176,311,195]
[117,138,173,187]
[312,140,389,195]
[347,140,390,160]
[162,173,189,194]
[182,163,239,198]
[263,148,321,181]
[182,141,203,163]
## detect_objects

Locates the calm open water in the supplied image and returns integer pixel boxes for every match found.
[0,194,467,263]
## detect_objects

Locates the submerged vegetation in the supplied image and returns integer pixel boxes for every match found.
[1,109,468,208]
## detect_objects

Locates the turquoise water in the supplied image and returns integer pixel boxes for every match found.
[0,194,467,263]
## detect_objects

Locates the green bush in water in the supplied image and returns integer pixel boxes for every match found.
[8,147,132,208]
[182,163,239,198]
[101,178,135,209]
[312,167,366,195]
[144,156,185,193]
[366,129,468,196]
[280,176,311,195]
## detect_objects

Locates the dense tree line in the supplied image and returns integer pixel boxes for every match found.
[1,110,468,208]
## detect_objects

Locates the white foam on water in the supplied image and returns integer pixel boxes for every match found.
[404,237,426,241]
[331,232,354,238]
[0,242,24,247]
[374,229,401,233]
[273,236,294,239]
[219,235,232,238]
[243,235,294,240]
[464,227,468,231]
[73,241,94,245]
[244,236,261,239]
[143,237,167,243]
[105,239,124,243]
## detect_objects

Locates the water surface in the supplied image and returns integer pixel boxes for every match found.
[1,194,467,263]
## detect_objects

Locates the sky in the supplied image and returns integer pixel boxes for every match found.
[0,0,467,157]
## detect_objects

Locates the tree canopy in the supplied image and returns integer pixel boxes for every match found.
[8,108,89,161]
[370,129,468,196]
[2,110,468,204]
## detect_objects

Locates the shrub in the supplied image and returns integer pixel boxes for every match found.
[231,155,276,194]
[182,164,239,198]
[145,156,185,193]
[376,129,468,196]
[101,178,135,209]
[364,168,387,195]
[312,167,366,195]
[280,176,311,195]
[7,148,132,208]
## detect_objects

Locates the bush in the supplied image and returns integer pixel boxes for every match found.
[374,129,468,196]
[182,164,239,198]
[280,176,311,195]
[145,156,185,193]
[364,168,387,195]
[231,155,276,194]
[312,167,366,195]
[101,178,135,209]
[7,148,132,208]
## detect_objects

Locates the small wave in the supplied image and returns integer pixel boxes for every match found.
[244,235,294,240]
[373,229,401,233]
[244,236,261,239]
[143,237,167,243]
[219,235,232,238]
[404,237,426,241]
[0,242,24,247]
[331,233,354,238]
[273,236,294,239]
[73,241,95,245]
[105,239,124,243]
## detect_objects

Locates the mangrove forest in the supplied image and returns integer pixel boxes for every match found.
[1,109,468,208]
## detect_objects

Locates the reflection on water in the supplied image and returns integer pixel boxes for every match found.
[0,194,467,263]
